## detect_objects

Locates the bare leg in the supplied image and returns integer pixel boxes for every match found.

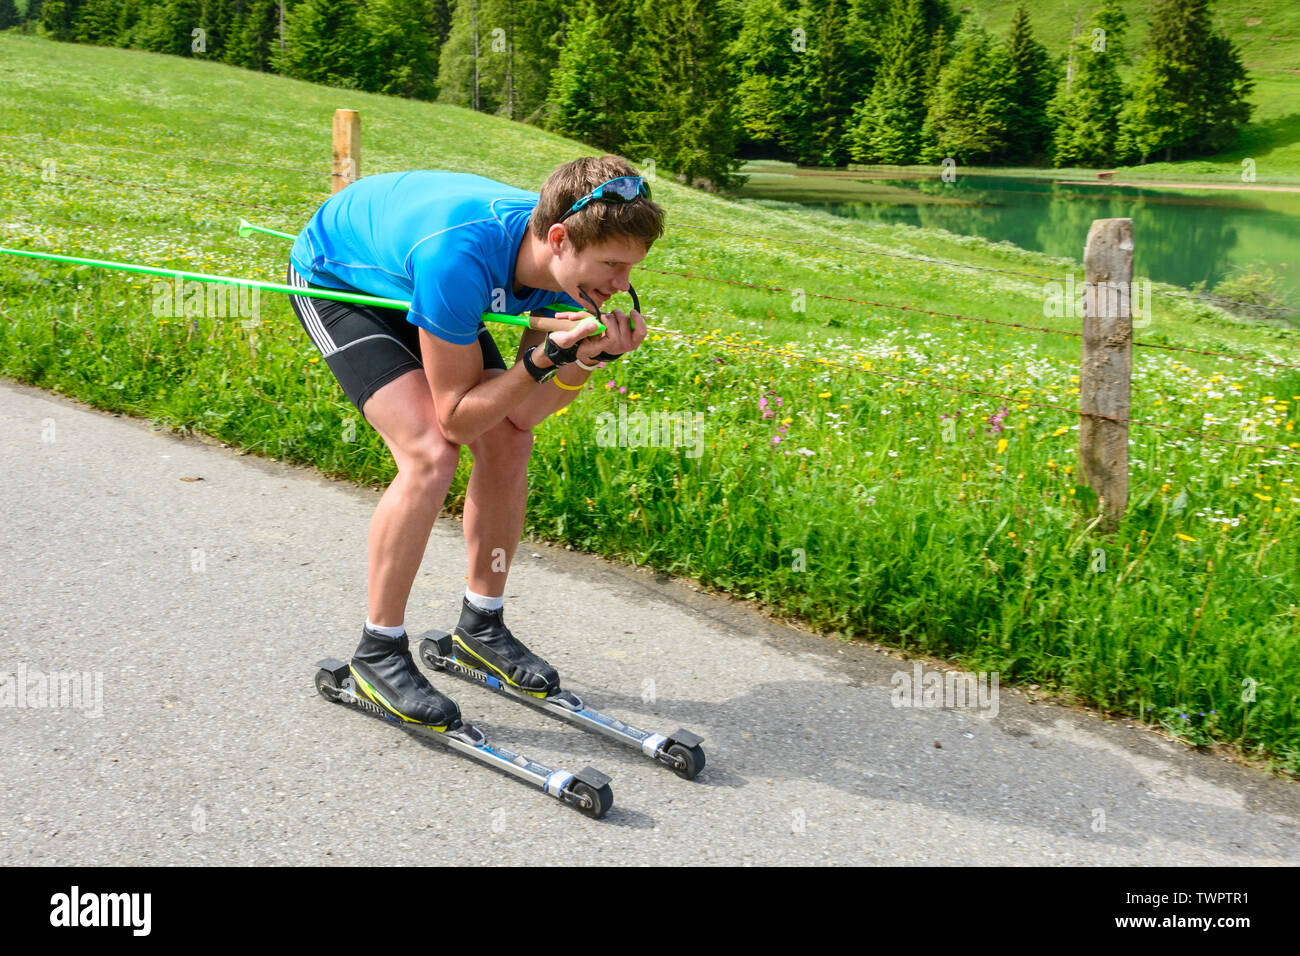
[358,369,462,627]
[463,417,535,598]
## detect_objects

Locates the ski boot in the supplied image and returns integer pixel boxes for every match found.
[451,599,561,699]
[349,625,462,730]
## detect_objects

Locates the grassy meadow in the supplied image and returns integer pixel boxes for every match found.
[1,34,1298,772]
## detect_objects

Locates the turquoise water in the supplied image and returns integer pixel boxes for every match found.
[739,172,1300,318]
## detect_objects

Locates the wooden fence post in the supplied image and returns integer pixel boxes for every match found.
[331,109,360,194]
[1079,217,1133,533]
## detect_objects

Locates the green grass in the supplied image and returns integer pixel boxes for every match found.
[2,33,1299,773]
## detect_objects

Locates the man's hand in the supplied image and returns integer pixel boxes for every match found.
[552,308,647,362]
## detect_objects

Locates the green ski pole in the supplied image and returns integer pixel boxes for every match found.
[0,246,605,334]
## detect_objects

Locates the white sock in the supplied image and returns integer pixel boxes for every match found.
[366,618,405,638]
[465,587,503,613]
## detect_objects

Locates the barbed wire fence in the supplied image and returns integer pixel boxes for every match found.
[2,113,1297,529]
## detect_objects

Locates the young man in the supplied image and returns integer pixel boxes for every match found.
[286,155,665,729]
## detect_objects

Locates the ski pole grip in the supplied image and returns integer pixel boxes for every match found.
[527,313,606,335]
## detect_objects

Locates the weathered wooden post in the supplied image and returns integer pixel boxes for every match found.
[331,109,360,194]
[1079,218,1133,533]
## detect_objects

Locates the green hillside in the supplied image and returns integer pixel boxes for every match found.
[966,0,1300,70]
[1,34,1298,772]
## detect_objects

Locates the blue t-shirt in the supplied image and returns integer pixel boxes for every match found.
[289,171,585,345]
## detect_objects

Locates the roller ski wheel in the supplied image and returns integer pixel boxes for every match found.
[571,778,614,819]
[315,665,343,702]
[665,741,706,781]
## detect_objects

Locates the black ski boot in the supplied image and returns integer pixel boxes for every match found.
[452,598,560,698]
[350,626,462,729]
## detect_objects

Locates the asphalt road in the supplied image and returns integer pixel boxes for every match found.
[2,378,1297,865]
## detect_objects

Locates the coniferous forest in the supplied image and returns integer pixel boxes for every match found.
[18,0,1256,188]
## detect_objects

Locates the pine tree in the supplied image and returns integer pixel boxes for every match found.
[0,0,21,29]
[629,0,744,190]
[1048,0,1127,168]
[545,0,635,151]
[782,0,858,165]
[358,0,442,99]
[226,0,280,70]
[271,0,362,88]
[728,0,800,150]
[1002,3,1056,164]
[41,0,83,40]
[844,0,928,164]
[921,18,1015,164]
[131,0,202,56]
[1124,0,1253,162]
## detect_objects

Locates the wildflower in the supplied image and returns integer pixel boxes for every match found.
[1052,427,1069,437]
[818,391,832,399]
[619,386,627,394]
[997,438,1008,453]
[1175,533,1195,542]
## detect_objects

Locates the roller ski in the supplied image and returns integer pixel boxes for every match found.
[416,599,706,780]
[313,625,613,818]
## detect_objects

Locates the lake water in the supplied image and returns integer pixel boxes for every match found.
[735,166,1300,321]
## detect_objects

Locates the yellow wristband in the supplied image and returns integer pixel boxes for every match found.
[552,377,584,391]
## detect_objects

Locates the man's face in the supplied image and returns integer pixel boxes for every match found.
[550,226,646,311]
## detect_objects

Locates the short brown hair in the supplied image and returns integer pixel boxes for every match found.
[531,154,665,255]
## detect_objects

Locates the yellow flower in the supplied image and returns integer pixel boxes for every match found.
[1052,427,1068,437]
[628,392,641,400]
[818,391,832,398]
[1161,483,1171,493]
[308,357,319,364]
[1254,493,1272,501]
[997,438,1008,453]
[1064,464,1074,475]
[554,406,570,416]
[781,417,793,425]
[694,374,701,385]
[1175,533,1195,542]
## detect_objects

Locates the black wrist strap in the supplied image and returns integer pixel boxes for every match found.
[543,335,580,367]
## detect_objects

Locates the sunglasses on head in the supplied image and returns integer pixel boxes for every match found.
[555,176,650,225]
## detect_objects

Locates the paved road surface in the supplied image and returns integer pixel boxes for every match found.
[2,378,1296,865]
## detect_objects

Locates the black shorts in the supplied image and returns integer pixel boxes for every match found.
[286,262,506,417]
